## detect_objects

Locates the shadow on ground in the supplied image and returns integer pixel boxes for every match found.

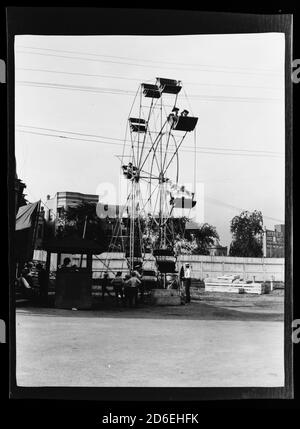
[16,293,284,322]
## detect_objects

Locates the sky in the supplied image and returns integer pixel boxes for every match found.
[14,33,285,246]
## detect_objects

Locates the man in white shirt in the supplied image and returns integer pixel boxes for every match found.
[184,263,192,303]
[124,271,141,307]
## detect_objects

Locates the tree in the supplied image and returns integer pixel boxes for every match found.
[141,216,188,252]
[184,222,220,255]
[229,210,263,257]
[56,202,108,248]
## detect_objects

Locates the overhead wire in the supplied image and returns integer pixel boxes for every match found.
[16,45,283,76]
[16,67,281,91]
[15,127,284,158]
[16,80,281,103]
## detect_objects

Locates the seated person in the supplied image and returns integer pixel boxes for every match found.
[60,257,72,270]
[19,266,35,299]
[180,109,189,117]
[122,162,137,179]
[172,106,179,116]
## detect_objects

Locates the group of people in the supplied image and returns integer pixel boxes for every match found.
[102,263,193,307]
[168,107,190,124]
[122,162,138,180]
[101,270,142,308]
[16,259,193,306]
[16,261,47,301]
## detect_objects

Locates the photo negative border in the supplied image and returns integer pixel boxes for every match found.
[7,7,293,401]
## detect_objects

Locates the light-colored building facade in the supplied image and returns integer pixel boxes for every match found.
[43,191,126,245]
[45,191,99,221]
[15,174,27,214]
[263,224,285,258]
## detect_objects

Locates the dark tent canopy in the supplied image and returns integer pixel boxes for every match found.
[43,236,104,255]
[15,201,40,263]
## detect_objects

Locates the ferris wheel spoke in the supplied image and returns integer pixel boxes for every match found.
[138,99,155,169]
[121,85,141,163]
[107,190,132,251]
[129,133,139,167]
[137,215,145,257]
[148,139,161,221]
[139,169,160,180]
[163,132,187,176]
[139,120,168,172]
[170,133,180,184]
[139,181,160,216]
[152,184,161,218]
[147,132,162,175]
[162,129,173,172]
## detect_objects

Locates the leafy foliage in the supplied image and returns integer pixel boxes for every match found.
[54,202,220,257]
[229,210,264,257]
[56,202,108,247]
[174,236,198,255]
[185,223,220,255]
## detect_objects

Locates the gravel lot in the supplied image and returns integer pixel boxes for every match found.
[16,290,284,387]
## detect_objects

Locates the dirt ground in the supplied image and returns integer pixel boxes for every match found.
[193,288,284,318]
[16,290,284,387]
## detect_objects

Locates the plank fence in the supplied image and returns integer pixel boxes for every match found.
[33,250,284,283]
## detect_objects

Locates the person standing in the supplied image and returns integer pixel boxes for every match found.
[23,262,34,287]
[111,271,124,306]
[179,265,185,286]
[101,272,113,301]
[19,266,33,299]
[124,272,141,308]
[184,263,192,303]
[36,263,48,304]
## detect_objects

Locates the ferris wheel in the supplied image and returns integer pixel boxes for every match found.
[111,77,198,273]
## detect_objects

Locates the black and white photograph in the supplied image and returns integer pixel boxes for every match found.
[7,8,293,401]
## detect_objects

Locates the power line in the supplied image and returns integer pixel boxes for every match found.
[16,128,283,158]
[205,196,284,223]
[16,67,148,82]
[15,49,199,73]
[16,124,132,143]
[188,93,280,103]
[184,80,280,91]
[16,80,281,103]
[15,48,283,77]
[16,80,135,95]
[16,44,283,75]
[16,129,125,146]
[16,67,281,91]
[16,124,284,155]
